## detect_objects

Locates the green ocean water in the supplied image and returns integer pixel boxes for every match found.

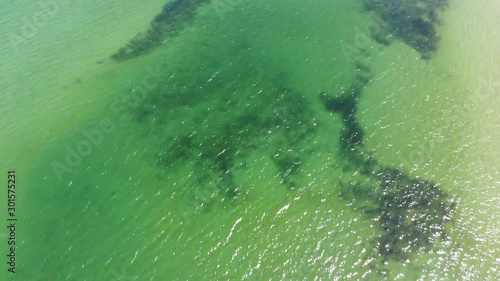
[1,0,498,280]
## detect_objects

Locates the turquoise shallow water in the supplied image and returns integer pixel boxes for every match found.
[1,0,499,280]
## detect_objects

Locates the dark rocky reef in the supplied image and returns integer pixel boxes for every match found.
[362,0,448,59]
[111,0,211,61]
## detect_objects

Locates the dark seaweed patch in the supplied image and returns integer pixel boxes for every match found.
[111,0,211,61]
[272,152,302,190]
[321,89,364,152]
[320,64,370,154]
[321,63,454,263]
[152,79,316,199]
[372,167,453,260]
[363,0,448,59]
[117,1,454,267]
